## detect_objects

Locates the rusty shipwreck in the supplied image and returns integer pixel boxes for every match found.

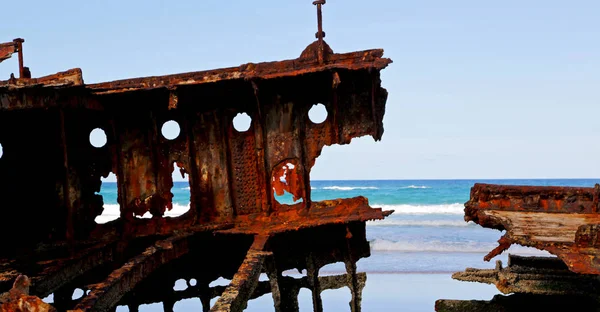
[0,2,393,311]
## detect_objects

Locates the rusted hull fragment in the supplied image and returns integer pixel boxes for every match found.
[437,255,600,312]
[465,183,600,274]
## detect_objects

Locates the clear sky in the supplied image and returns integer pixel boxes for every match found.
[2,0,599,180]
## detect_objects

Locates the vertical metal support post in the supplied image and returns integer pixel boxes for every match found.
[13,38,25,78]
[313,1,326,64]
[306,253,323,312]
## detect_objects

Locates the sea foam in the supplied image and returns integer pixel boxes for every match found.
[399,185,431,189]
[372,203,464,215]
[367,219,474,227]
[370,239,551,255]
[321,186,379,190]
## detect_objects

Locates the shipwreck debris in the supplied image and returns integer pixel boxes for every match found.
[438,183,600,311]
[436,255,600,312]
[465,183,600,274]
[0,2,391,311]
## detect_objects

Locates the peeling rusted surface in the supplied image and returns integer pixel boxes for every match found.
[465,183,600,274]
[0,275,56,312]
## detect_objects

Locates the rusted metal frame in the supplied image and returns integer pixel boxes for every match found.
[344,226,362,312]
[148,109,163,218]
[210,235,270,312]
[113,123,128,224]
[263,255,285,312]
[14,39,25,79]
[222,107,239,218]
[58,108,75,242]
[73,224,228,312]
[255,80,275,215]
[250,80,271,215]
[331,71,342,142]
[113,271,365,311]
[182,115,200,221]
[306,253,324,312]
[299,100,312,209]
[370,70,381,139]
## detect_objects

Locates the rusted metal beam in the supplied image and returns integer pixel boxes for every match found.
[210,235,270,312]
[0,68,83,90]
[218,197,391,235]
[452,255,600,297]
[465,183,600,274]
[0,41,17,64]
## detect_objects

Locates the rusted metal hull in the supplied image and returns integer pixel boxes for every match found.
[0,32,391,311]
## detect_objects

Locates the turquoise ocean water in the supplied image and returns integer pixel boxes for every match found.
[98,179,600,274]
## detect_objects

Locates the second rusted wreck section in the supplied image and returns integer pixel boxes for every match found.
[0,3,392,311]
[464,183,600,275]
[436,183,600,311]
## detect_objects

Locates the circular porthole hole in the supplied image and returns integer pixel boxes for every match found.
[72,288,84,300]
[308,103,328,124]
[233,113,252,132]
[89,128,107,148]
[189,279,197,286]
[161,120,181,140]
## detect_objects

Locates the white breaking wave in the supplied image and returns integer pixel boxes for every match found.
[367,219,474,227]
[181,187,191,190]
[399,185,430,189]
[370,239,551,255]
[95,203,191,224]
[372,203,464,215]
[322,186,379,191]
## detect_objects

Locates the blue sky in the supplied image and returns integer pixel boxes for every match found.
[2,0,599,179]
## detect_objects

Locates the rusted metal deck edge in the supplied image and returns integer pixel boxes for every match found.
[218,197,392,235]
[0,41,391,93]
[86,42,391,95]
